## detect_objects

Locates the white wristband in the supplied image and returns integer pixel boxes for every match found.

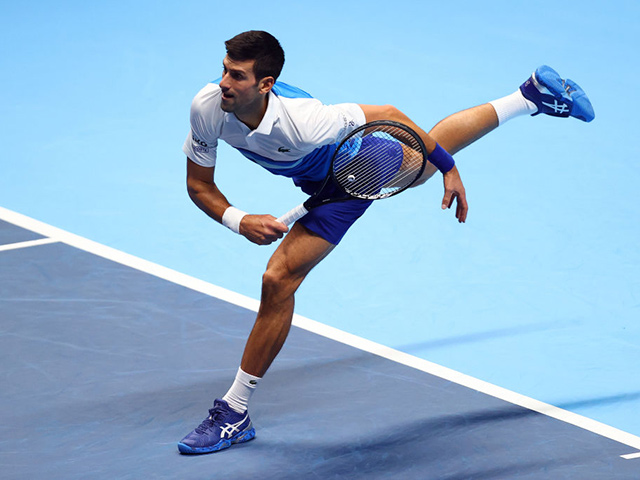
[221,206,247,234]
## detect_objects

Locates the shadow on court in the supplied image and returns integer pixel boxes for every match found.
[396,319,580,353]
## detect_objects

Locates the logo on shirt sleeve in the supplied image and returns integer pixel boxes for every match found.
[192,134,209,153]
[340,113,356,130]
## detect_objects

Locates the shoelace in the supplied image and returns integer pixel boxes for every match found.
[194,403,226,435]
[562,80,575,95]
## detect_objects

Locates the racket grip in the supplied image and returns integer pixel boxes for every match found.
[277,204,309,226]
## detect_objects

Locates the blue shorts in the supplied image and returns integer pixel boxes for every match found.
[290,134,405,244]
[292,177,373,245]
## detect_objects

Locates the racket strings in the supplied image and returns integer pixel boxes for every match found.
[333,125,425,199]
[335,142,411,196]
[339,146,408,192]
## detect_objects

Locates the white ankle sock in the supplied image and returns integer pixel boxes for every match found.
[489,90,537,125]
[222,368,261,414]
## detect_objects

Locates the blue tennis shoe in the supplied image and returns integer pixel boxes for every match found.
[178,399,256,454]
[520,65,595,122]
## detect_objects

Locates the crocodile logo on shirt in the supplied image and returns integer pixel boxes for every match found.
[277,147,291,153]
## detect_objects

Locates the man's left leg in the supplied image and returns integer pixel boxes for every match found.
[178,223,335,454]
[240,223,336,377]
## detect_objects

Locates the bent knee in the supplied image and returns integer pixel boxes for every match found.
[261,264,303,297]
[261,267,285,290]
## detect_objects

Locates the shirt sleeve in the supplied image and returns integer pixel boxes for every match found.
[182,85,221,167]
[301,101,366,147]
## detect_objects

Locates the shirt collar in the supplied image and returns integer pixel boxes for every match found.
[249,90,278,136]
[223,90,279,136]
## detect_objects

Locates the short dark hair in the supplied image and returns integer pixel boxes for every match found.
[225,31,285,82]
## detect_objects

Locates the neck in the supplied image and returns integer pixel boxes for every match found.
[235,93,269,130]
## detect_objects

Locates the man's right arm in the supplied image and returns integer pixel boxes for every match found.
[186,158,288,245]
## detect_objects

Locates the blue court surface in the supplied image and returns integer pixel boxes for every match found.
[2,0,640,478]
[1,212,639,479]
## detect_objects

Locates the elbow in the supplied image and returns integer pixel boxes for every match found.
[361,104,404,123]
[380,104,402,120]
[186,177,195,196]
[187,185,198,203]
[186,178,203,203]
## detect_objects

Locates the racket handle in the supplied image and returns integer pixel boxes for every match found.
[277,204,309,226]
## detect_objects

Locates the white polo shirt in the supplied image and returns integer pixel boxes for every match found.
[182,82,366,182]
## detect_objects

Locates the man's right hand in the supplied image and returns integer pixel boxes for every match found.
[239,214,289,245]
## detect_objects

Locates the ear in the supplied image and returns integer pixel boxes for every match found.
[258,76,275,95]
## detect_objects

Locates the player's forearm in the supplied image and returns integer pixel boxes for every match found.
[359,104,455,182]
[359,104,437,153]
[187,179,231,224]
[388,109,438,154]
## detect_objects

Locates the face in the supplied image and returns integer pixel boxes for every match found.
[219,56,273,116]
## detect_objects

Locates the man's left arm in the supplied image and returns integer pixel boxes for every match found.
[358,104,468,223]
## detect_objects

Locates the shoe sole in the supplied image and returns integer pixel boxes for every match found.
[177,427,256,455]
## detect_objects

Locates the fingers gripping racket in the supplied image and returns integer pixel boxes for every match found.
[277,120,427,226]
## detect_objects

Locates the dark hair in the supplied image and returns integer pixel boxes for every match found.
[225,30,285,81]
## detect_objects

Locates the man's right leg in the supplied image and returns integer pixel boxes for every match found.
[430,65,595,156]
[429,103,499,155]
[416,65,594,185]
[411,103,501,186]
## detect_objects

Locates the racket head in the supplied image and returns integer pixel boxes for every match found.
[330,120,427,200]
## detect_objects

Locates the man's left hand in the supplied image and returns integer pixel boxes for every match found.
[441,166,468,223]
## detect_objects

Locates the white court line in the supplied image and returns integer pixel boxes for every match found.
[1,205,639,458]
[621,452,640,460]
[0,237,59,252]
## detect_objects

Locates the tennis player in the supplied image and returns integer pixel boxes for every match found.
[177,30,594,454]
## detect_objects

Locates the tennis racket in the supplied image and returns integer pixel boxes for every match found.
[277,120,427,226]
